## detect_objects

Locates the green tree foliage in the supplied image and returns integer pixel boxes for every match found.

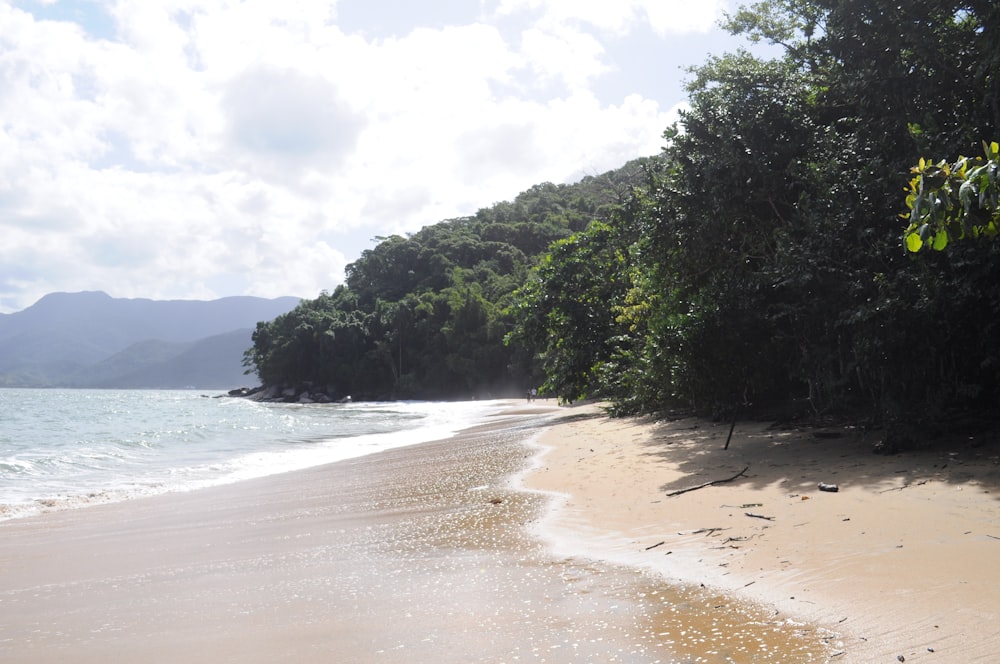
[506,0,1000,444]
[248,0,1000,446]
[505,219,634,403]
[903,141,1000,251]
[243,162,647,400]
[650,54,817,415]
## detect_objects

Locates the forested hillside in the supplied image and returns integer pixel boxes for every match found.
[243,161,650,400]
[245,0,1000,447]
[506,0,1000,445]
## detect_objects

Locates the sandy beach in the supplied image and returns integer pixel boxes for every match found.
[525,404,1000,662]
[2,402,995,662]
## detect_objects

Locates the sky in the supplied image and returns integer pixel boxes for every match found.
[0,0,768,313]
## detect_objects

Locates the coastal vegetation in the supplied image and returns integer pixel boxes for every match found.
[244,0,1000,445]
[242,165,648,400]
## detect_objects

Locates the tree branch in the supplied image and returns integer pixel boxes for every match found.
[666,466,750,497]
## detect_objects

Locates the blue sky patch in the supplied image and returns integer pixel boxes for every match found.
[13,0,116,40]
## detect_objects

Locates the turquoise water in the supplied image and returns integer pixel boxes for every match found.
[0,389,511,519]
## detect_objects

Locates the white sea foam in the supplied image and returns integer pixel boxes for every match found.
[0,389,514,520]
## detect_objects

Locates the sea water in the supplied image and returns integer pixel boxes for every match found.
[0,388,512,520]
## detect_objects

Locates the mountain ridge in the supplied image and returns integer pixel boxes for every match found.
[0,291,300,388]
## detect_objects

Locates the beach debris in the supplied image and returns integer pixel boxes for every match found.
[666,466,750,497]
[817,482,839,492]
[897,655,905,662]
[723,410,738,450]
[745,512,775,521]
[879,479,930,492]
[489,497,504,505]
[645,541,666,550]
[685,527,729,536]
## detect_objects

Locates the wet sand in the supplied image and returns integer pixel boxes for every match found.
[0,404,831,663]
[525,405,1000,662]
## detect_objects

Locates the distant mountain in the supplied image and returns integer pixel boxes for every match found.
[0,291,300,388]
[84,329,259,389]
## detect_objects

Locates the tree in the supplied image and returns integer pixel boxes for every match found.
[903,141,1000,251]
[634,53,820,415]
[515,0,1000,432]
[506,220,632,402]
[243,160,646,399]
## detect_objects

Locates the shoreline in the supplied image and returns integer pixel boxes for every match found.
[0,402,834,663]
[523,403,1000,662]
[0,396,522,523]
[13,399,996,661]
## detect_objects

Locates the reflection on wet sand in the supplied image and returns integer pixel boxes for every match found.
[303,420,833,662]
[0,412,833,663]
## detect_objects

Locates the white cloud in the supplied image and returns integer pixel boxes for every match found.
[639,0,726,35]
[519,25,607,90]
[495,0,637,33]
[0,0,731,313]
[222,65,363,170]
[494,0,725,35]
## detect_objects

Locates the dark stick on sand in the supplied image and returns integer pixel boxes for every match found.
[724,409,738,450]
[667,466,750,497]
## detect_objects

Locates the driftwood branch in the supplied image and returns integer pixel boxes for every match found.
[878,479,929,493]
[667,466,750,497]
[724,409,738,450]
[683,527,729,536]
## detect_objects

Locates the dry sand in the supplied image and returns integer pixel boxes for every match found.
[524,403,1000,662]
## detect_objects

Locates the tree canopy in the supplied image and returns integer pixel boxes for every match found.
[505,0,1000,443]
[903,141,1000,251]
[245,0,1000,447]
[243,162,650,400]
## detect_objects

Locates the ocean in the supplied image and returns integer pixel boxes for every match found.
[0,388,513,520]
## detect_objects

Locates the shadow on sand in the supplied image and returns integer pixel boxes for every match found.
[638,417,1000,499]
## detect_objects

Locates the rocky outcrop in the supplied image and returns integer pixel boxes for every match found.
[227,384,351,404]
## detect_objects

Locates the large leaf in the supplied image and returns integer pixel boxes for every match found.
[932,229,949,250]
